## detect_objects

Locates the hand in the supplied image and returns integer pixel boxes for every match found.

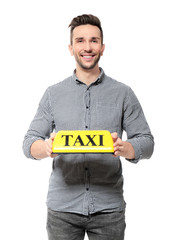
[31,132,57,159]
[45,133,58,158]
[111,132,135,159]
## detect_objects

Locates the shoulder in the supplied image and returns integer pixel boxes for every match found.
[103,73,140,105]
[48,75,73,91]
[103,74,131,94]
[39,76,73,104]
[43,75,74,98]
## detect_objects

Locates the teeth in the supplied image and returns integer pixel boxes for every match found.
[83,56,92,58]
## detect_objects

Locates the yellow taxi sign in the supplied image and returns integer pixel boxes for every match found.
[52,130,114,154]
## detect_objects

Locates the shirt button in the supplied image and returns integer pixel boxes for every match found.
[85,126,88,128]
[86,106,89,109]
[86,188,89,191]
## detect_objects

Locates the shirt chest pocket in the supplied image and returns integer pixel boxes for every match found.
[92,102,122,132]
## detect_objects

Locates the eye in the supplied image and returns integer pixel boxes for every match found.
[76,38,84,43]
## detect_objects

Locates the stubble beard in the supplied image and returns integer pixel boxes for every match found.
[74,53,101,70]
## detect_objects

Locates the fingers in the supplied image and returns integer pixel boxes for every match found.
[50,132,57,140]
[111,132,118,142]
[45,139,53,157]
[111,132,135,159]
[111,132,123,148]
[114,151,120,157]
[113,141,135,159]
[114,145,124,156]
[111,132,123,157]
[113,138,123,147]
[50,133,58,158]
[114,147,123,156]
[50,153,58,158]
[45,133,57,157]
[111,132,122,145]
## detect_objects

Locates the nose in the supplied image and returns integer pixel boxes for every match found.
[84,41,92,52]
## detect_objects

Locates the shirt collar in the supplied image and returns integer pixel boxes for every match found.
[72,68,105,85]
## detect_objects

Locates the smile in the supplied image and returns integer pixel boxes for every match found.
[81,55,95,60]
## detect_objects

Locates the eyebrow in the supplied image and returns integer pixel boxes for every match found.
[75,37,84,41]
[75,37,101,41]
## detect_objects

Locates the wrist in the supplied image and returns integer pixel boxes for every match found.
[125,141,135,159]
[31,140,48,159]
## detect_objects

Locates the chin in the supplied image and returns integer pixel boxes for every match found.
[79,60,99,70]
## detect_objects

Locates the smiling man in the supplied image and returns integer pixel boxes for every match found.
[23,14,154,240]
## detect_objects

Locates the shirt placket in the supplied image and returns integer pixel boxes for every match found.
[84,86,91,130]
[82,86,95,215]
[83,162,95,215]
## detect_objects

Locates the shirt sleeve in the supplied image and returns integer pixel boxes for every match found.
[122,87,154,163]
[23,87,55,159]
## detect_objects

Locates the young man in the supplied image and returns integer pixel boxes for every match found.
[23,14,154,240]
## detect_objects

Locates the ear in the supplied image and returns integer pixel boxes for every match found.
[68,44,74,56]
[101,44,105,56]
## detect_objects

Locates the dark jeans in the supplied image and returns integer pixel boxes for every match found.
[47,208,126,240]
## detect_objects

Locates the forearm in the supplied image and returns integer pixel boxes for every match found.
[30,140,48,160]
[121,141,135,159]
[30,133,57,160]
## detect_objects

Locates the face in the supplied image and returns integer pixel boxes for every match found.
[69,24,105,71]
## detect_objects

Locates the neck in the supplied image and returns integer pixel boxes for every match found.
[75,65,101,85]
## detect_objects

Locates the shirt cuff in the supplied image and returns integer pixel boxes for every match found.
[23,136,44,160]
[125,139,142,163]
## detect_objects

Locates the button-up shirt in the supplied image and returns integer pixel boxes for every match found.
[23,68,154,215]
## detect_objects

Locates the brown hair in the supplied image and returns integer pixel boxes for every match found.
[68,14,103,44]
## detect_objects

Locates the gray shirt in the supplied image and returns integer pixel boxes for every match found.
[23,68,154,215]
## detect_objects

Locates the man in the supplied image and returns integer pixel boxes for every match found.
[23,14,154,240]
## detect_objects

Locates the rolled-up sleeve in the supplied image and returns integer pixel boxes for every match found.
[23,87,54,159]
[123,87,154,163]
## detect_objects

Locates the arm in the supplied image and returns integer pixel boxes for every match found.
[23,88,56,160]
[115,87,154,163]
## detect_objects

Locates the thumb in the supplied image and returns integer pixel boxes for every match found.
[111,132,118,142]
[50,132,56,141]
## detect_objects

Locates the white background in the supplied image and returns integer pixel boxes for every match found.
[0,0,172,239]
